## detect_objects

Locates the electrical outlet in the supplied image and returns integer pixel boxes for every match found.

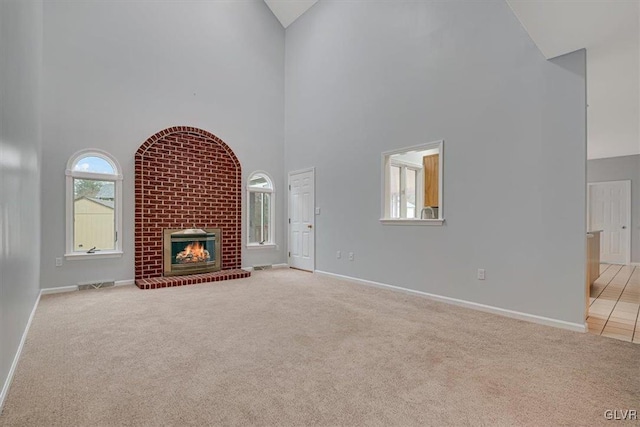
[55,257,63,267]
[477,269,485,280]
[348,252,354,261]
[336,250,341,259]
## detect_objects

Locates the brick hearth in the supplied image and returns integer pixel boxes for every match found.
[134,126,249,289]
[135,269,250,290]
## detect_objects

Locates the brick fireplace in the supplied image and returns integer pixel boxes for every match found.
[134,126,250,289]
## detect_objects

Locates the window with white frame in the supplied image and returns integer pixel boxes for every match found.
[381,140,444,224]
[389,161,420,219]
[66,149,123,258]
[247,172,275,246]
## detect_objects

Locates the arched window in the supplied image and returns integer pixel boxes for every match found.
[247,171,275,247]
[65,149,123,258]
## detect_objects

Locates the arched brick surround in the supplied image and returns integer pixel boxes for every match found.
[135,126,247,288]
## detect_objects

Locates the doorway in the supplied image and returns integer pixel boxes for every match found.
[587,180,631,265]
[585,180,638,343]
[288,168,315,271]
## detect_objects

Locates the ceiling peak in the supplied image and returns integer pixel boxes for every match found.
[264,0,318,28]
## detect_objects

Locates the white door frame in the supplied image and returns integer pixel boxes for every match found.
[587,180,632,265]
[287,167,315,271]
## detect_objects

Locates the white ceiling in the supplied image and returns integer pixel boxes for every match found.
[265,0,640,159]
[507,0,639,160]
[264,0,317,28]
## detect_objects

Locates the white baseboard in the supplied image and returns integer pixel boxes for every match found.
[242,267,254,272]
[631,262,640,267]
[0,292,41,411]
[314,270,587,333]
[40,285,77,295]
[115,279,135,287]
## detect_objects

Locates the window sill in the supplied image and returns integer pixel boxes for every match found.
[246,243,277,250]
[64,251,124,260]
[379,218,445,226]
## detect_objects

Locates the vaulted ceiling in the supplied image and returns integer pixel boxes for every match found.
[507,0,640,160]
[265,0,640,159]
[264,0,317,28]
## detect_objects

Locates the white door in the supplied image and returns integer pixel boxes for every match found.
[289,168,314,271]
[588,180,631,265]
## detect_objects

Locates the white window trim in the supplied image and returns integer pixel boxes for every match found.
[379,218,445,226]
[65,148,123,259]
[380,140,444,225]
[246,243,277,250]
[246,171,276,249]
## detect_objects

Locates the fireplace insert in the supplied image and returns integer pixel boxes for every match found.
[163,228,221,276]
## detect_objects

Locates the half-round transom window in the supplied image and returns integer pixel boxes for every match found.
[72,155,117,175]
[248,173,272,190]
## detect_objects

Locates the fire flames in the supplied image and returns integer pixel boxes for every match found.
[176,241,210,264]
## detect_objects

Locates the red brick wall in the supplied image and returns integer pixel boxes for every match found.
[135,126,241,280]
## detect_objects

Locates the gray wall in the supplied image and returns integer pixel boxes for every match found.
[285,1,587,324]
[588,154,640,263]
[0,0,43,401]
[40,0,286,288]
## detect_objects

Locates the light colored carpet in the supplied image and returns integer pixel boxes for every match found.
[1,269,638,426]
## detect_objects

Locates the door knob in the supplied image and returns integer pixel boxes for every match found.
[307,224,313,229]
[622,226,627,229]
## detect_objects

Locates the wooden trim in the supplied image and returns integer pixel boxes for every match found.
[423,153,439,208]
[585,232,600,319]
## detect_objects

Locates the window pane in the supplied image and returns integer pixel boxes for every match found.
[262,192,271,243]
[406,168,416,218]
[390,166,400,218]
[249,174,272,189]
[74,179,115,251]
[249,192,261,243]
[73,156,115,175]
[249,191,271,244]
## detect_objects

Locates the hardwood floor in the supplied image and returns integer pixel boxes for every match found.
[587,263,640,343]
